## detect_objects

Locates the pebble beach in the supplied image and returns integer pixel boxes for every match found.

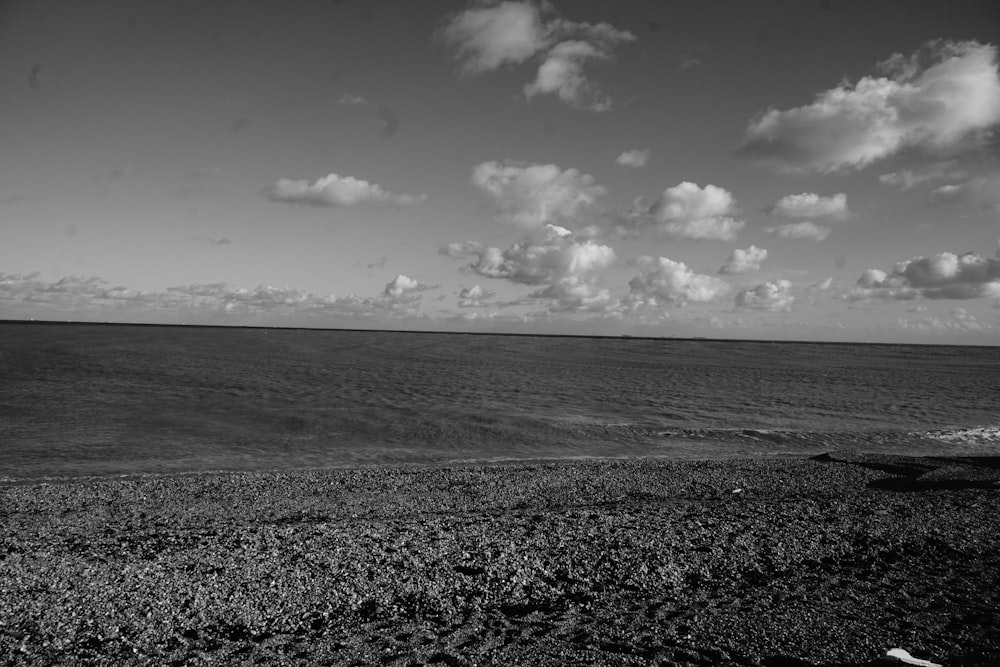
[2,454,999,666]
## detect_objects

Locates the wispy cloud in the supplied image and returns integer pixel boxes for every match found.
[615,149,651,168]
[767,193,849,220]
[763,222,831,242]
[265,173,426,207]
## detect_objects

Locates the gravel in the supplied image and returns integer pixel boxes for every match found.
[2,455,999,666]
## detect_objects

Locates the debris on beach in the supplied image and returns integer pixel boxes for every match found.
[885,647,942,666]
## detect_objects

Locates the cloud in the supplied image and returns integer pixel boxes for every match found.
[265,173,426,207]
[719,245,768,275]
[338,94,400,137]
[626,256,730,307]
[109,165,135,179]
[188,235,232,245]
[925,173,1000,211]
[338,93,370,105]
[383,274,435,298]
[735,280,794,311]
[768,193,849,220]
[472,160,605,227]
[462,224,616,312]
[468,224,614,285]
[457,284,497,307]
[615,149,651,168]
[524,40,611,111]
[640,182,745,241]
[439,1,635,110]
[438,1,549,74]
[879,162,967,189]
[739,41,1000,173]
[376,107,399,137]
[0,271,443,325]
[526,277,614,312]
[851,251,1000,300]
[439,241,486,259]
[763,222,831,241]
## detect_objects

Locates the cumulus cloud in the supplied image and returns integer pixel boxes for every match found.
[383,275,435,299]
[763,221,831,241]
[768,193,849,220]
[626,256,730,307]
[615,149,651,168]
[439,1,635,110]
[719,245,768,275]
[739,41,1000,173]
[468,224,614,284]
[851,251,1000,300]
[457,284,497,307]
[472,160,605,227]
[640,182,745,241]
[265,173,426,207]
[463,224,617,312]
[735,280,794,311]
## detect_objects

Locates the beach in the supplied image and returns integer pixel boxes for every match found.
[1,455,998,666]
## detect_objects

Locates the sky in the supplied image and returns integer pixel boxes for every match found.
[1,0,999,344]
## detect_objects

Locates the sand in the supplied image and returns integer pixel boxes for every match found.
[1,454,999,666]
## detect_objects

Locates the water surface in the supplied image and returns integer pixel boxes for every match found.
[1,323,997,481]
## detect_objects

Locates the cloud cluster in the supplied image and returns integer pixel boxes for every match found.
[626,256,730,307]
[0,272,437,323]
[472,160,605,227]
[463,224,616,312]
[735,280,794,311]
[853,251,1000,300]
[641,182,745,241]
[457,284,497,307]
[719,245,768,275]
[439,1,635,110]
[763,221,831,241]
[739,41,1000,172]
[265,173,425,207]
[615,149,651,168]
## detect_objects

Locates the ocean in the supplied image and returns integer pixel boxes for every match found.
[1,322,997,482]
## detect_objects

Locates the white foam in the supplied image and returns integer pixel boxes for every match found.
[924,426,1000,445]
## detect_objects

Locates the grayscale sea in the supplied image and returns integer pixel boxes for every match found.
[1,322,998,482]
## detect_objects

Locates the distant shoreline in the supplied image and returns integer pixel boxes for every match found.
[3,318,996,349]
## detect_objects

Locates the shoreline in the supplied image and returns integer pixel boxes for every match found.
[2,455,999,666]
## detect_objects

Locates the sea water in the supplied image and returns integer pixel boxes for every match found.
[1,323,997,482]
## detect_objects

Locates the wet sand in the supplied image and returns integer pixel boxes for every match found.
[2,455,999,666]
